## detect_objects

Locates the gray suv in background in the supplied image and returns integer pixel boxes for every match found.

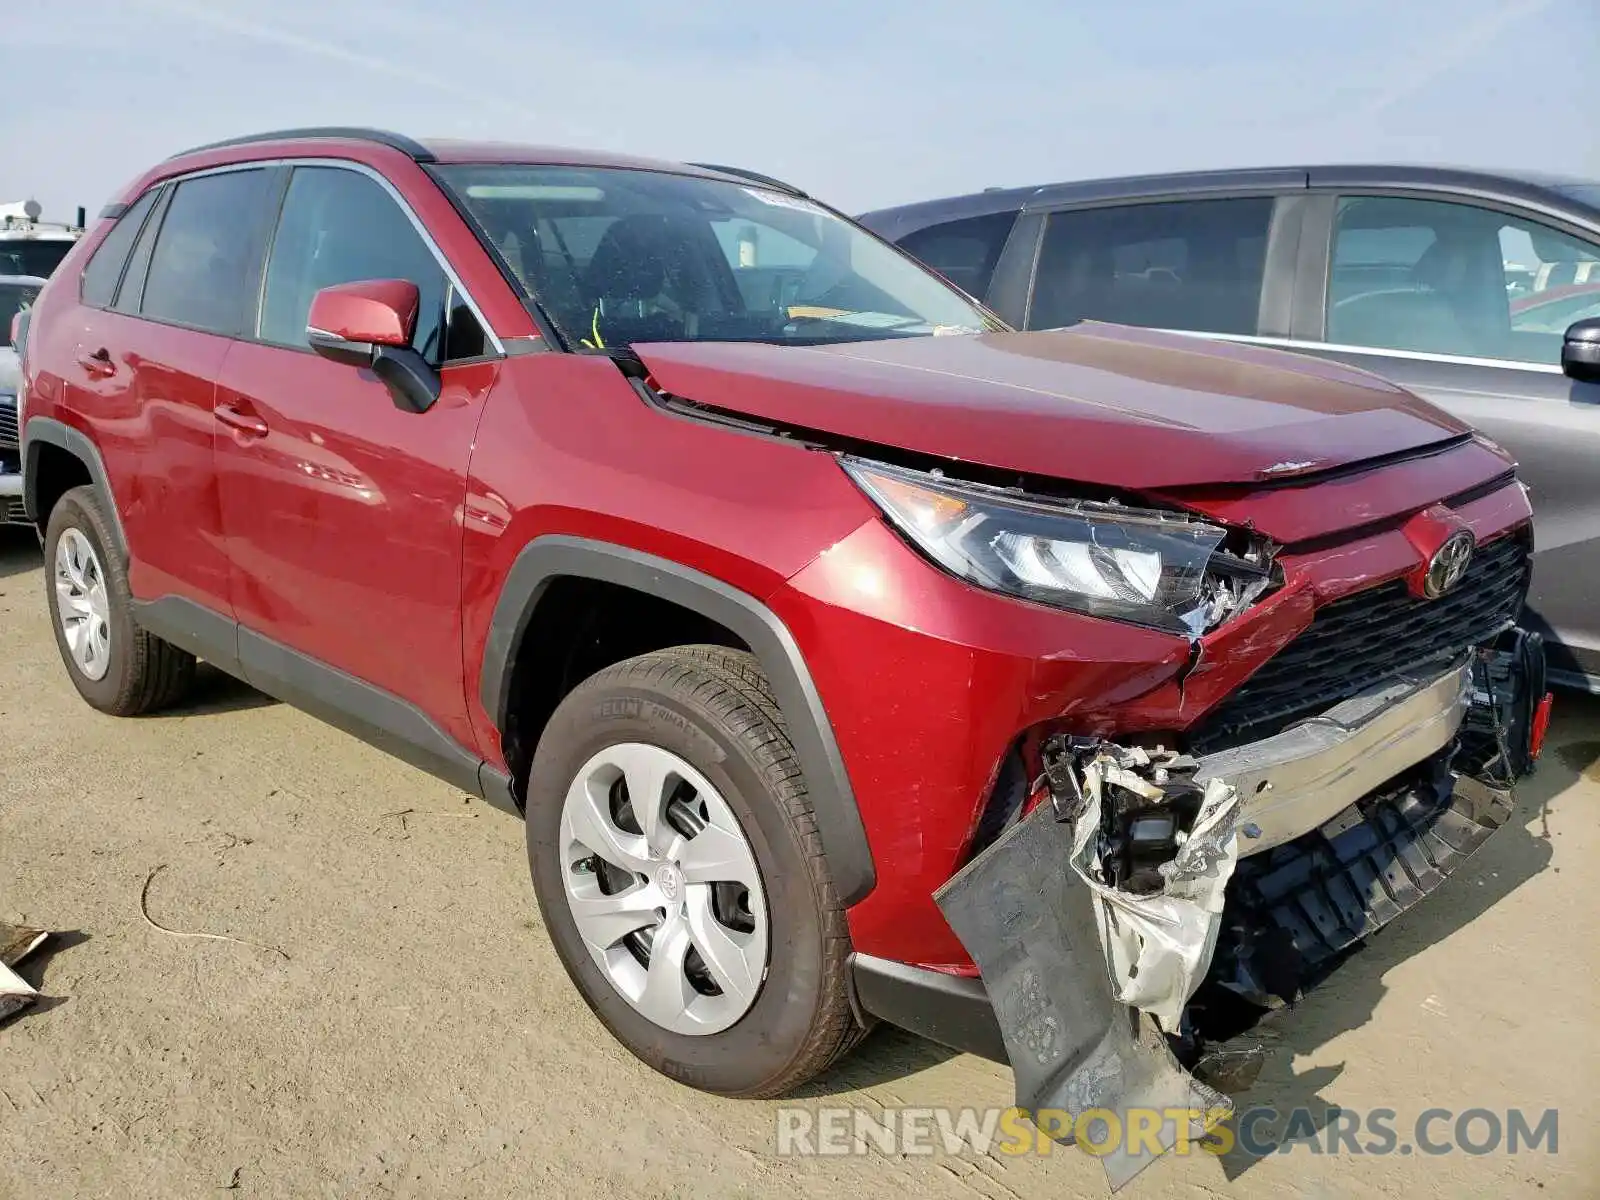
[861,166,1600,689]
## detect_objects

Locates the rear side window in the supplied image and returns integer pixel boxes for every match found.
[142,169,274,336]
[80,189,159,309]
[895,212,1016,300]
[114,188,171,315]
[1028,198,1273,335]
[259,166,453,362]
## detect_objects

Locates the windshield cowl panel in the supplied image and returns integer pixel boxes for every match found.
[434,164,1001,350]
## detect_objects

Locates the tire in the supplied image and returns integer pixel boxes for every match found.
[43,485,196,716]
[526,644,864,1097]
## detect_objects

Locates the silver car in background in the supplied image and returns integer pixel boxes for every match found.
[1,274,44,524]
[862,166,1600,690]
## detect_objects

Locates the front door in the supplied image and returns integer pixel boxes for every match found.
[212,163,497,751]
[1302,193,1600,684]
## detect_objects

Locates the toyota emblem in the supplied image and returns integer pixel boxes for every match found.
[1423,529,1475,598]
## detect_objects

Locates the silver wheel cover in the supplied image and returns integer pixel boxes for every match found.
[54,528,113,682]
[559,742,769,1036]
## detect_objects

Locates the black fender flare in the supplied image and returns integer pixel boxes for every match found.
[21,415,130,567]
[482,535,877,906]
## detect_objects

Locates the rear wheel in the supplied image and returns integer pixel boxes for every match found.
[44,486,195,715]
[525,645,863,1096]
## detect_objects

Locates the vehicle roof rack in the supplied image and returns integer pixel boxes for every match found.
[171,127,436,163]
[688,163,807,197]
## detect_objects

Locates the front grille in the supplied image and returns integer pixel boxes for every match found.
[1188,531,1531,755]
[0,399,17,448]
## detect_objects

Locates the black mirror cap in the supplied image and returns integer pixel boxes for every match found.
[371,344,441,414]
[1563,317,1600,383]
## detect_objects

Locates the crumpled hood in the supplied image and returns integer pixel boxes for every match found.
[632,323,1471,491]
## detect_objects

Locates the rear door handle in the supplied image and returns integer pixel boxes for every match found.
[216,403,270,438]
[77,347,115,377]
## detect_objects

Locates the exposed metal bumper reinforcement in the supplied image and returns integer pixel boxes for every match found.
[1194,656,1473,856]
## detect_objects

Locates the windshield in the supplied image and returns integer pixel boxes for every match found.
[0,282,40,348]
[434,164,1001,348]
[0,239,73,279]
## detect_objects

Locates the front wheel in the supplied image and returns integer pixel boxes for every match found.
[525,646,863,1097]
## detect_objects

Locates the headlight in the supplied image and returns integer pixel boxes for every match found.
[841,458,1274,638]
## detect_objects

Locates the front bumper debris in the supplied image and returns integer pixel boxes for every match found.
[1056,744,1242,1032]
[1195,656,1472,856]
[937,800,1231,1192]
[935,633,1544,1191]
[1207,757,1513,1009]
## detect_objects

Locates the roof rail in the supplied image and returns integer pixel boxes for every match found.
[171,127,436,163]
[688,163,807,197]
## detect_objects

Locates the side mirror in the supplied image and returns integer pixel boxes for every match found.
[306,279,440,413]
[1561,317,1600,384]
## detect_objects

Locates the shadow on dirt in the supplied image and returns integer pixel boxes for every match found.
[145,664,278,718]
[791,1023,961,1098]
[0,527,41,581]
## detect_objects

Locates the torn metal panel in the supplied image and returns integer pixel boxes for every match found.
[0,961,37,1022]
[0,922,47,1023]
[937,803,1228,1191]
[1,923,48,968]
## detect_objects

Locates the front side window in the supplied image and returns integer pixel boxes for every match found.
[0,281,41,347]
[80,188,159,309]
[1327,195,1600,365]
[142,169,274,336]
[1028,198,1273,335]
[895,212,1018,300]
[260,166,458,362]
[435,164,998,349]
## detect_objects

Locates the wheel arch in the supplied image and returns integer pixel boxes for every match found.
[483,535,876,906]
[22,416,128,566]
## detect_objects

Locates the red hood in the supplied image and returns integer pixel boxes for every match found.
[631,323,1472,490]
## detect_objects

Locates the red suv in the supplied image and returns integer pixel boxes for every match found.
[14,129,1549,1181]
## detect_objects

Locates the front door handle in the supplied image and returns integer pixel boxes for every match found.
[76,347,115,378]
[216,403,269,438]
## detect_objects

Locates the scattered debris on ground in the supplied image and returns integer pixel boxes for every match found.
[0,921,49,1021]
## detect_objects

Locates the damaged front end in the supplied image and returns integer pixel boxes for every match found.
[934,629,1549,1190]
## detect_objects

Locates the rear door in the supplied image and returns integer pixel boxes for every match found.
[65,167,278,614]
[213,162,498,750]
[1288,191,1600,684]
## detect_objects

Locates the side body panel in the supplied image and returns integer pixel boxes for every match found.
[213,346,496,751]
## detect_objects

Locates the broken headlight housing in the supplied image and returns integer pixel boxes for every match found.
[841,458,1274,638]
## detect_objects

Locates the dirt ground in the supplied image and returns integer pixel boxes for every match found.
[1,526,1596,1199]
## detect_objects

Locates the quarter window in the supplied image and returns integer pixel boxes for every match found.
[895,212,1018,300]
[79,189,158,309]
[142,169,274,336]
[259,166,461,362]
[1327,195,1600,365]
[1028,198,1273,335]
